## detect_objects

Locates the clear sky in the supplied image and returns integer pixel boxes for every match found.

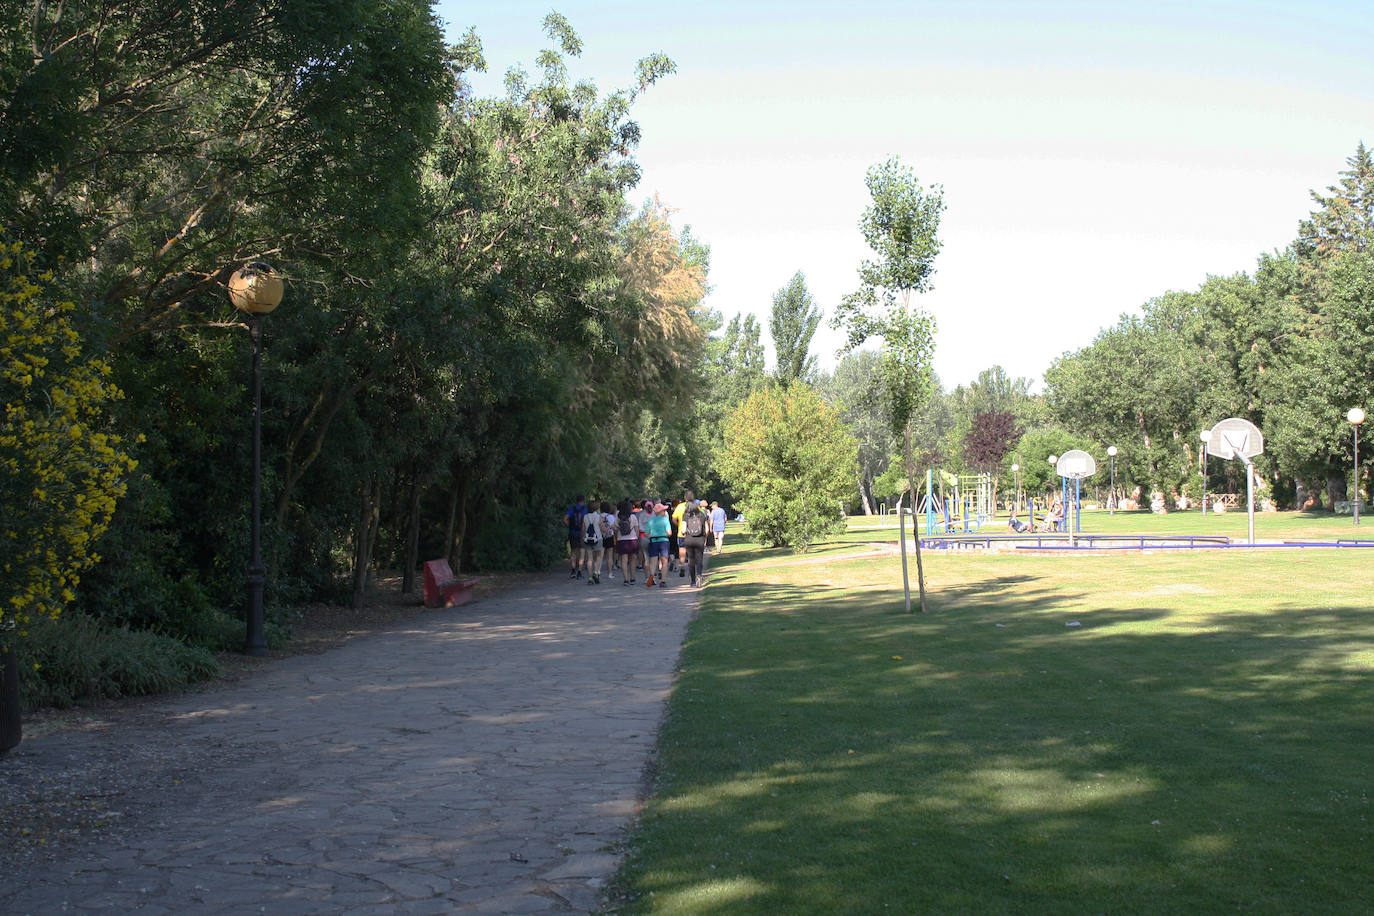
[435,1,1374,390]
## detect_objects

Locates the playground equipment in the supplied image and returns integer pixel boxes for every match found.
[922,469,993,534]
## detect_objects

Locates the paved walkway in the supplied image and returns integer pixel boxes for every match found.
[2,570,697,914]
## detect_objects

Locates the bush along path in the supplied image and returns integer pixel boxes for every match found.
[1,570,698,914]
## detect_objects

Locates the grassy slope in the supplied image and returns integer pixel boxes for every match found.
[613,518,1374,914]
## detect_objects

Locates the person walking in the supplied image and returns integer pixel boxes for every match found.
[644,502,672,588]
[671,491,694,578]
[564,496,588,579]
[680,499,709,587]
[634,499,651,576]
[581,506,604,584]
[710,500,727,554]
[613,500,641,585]
[598,501,617,580]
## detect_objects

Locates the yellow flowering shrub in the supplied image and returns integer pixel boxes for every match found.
[0,238,136,647]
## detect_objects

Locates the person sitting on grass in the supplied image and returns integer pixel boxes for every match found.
[1007,514,1029,533]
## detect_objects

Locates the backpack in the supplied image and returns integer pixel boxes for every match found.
[618,514,632,537]
[583,514,601,547]
[568,505,586,533]
[684,510,706,538]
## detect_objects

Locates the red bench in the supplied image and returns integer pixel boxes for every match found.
[422,559,479,608]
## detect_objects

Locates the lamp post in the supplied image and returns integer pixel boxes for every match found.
[228,263,284,656]
[1106,446,1118,515]
[1349,407,1366,526]
[1199,429,1211,516]
[1048,455,1059,530]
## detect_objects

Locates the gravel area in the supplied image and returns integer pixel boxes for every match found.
[0,572,544,877]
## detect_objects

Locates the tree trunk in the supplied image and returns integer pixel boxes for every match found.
[859,475,873,515]
[1325,467,1347,509]
[401,472,422,595]
[904,422,929,614]
[351,476,380,608]
[0,643,20,754]
[451,488,469,573]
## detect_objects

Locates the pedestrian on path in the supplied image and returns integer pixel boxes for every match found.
[599,501,617,580]
[680,500,709,587]
[581,505,604,584]
[614,500,641,584]
[564,496,588,579]
[710,500,727,554]
[644,502,672,587]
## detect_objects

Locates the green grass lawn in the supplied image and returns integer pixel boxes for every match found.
[610,522,1373,914]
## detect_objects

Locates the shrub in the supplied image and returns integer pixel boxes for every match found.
[16,612,218,711]
[719,383,858,550]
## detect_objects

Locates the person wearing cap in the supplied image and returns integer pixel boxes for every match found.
[643,501,673,587]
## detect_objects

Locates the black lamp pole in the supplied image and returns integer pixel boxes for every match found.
[245,312,267,655]
[229,262,282,656]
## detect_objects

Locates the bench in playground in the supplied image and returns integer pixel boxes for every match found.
[422,559,479,608]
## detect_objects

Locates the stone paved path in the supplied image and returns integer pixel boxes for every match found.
[2,570,697,914]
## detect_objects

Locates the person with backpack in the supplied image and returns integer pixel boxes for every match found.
[564,496,588,579]
[598,501,617,580]
[671,491,694,577]
[613,500,641,585]
[581,503,604,584]
[680,499,710,587]
[643,502,673,588]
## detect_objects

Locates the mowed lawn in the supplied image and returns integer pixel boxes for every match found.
[611,519,1374,914]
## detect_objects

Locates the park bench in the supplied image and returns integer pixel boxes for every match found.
[422,559,479,608]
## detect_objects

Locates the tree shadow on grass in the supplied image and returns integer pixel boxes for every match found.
[622,565,1374,914]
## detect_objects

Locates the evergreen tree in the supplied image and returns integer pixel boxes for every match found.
[1299,142,1374,259]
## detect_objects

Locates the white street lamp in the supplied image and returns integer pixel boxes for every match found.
[1106,446,1118,515]
[1349,407,1365,526]
[1199,429,1212,516]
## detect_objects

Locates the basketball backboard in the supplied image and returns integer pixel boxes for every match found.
[1055,449,1098,479]
[1207,418,1264,461]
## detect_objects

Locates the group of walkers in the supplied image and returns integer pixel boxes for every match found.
[563,491,727,589]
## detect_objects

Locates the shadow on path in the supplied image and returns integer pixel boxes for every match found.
[1,571,697,914]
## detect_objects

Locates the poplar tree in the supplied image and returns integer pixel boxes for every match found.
[833,157,944,613]
[769,271,821,387]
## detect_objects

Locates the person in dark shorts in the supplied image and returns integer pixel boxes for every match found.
[613,500,641,584]
[564,496,587,579]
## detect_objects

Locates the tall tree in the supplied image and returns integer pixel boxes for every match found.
[1298,141,1374,260]
[833,156,944,613]
[769,271,821,387]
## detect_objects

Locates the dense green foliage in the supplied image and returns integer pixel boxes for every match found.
[718,384,856,550]
[0,6,718,709]
[1044,144,1374,510]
